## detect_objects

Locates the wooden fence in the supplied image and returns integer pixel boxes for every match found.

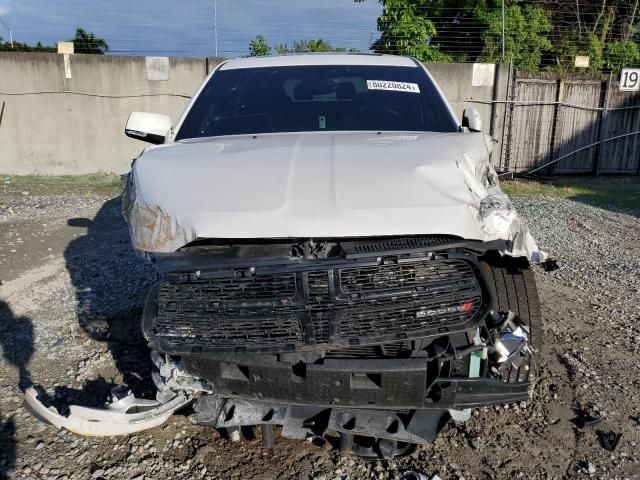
[500,72,640,175]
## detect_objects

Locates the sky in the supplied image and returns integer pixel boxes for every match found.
[0,0,382,57]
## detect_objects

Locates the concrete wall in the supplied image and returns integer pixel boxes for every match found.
[0,53,213,174]
[426,62,510,164]
[0,53,507,174]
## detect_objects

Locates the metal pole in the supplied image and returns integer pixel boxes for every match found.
[501,0,505,62]
[593,72,612,176]
[214,0,218,57]
[0,18,13,48]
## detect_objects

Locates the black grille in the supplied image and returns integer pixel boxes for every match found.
[339,260,474,295]
[325,341,412,358]
[150,253,486,355]
[156,273,302,350]
[340,235,461,255]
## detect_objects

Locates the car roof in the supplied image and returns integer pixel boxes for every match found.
[219,53,419,70]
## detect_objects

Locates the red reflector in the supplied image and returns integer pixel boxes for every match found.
[458,302,474,313]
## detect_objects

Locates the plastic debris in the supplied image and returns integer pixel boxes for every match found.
[597,430,622,452]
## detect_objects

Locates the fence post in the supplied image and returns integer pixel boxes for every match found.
[500,63,516,172]
[547,77,565,176]
[490,63,510,169]
[593,73,612,176]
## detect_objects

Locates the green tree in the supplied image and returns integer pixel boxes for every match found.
[306,39,332,52]
[356,0,640,72]
[475,2,552,72]
[542,0,639,72]
[69,28,109,54]
[275,43,290,54]
[274,38,360,54]
[249,35,272,56]
[358,0,550,67]
[606,39,640,71]
[367,0,451,61]
[0,37,56,52]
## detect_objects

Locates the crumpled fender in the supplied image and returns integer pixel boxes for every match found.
[457,134,547,263]
[123,169,197,253]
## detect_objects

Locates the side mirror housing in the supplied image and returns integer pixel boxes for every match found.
[462,108,482,132]
[125,112,172,144]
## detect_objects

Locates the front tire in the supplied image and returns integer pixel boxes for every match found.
[480,257,542,349]
[480,257,542,384]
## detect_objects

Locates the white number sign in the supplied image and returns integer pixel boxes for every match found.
[620,68,640,91]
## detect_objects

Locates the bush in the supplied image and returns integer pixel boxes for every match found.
[605,40,640,72]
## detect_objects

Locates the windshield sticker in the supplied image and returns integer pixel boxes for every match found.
[366,80,420,94]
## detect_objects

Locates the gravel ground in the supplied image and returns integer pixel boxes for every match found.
[1,182,639,480]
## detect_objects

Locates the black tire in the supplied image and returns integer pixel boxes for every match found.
[479,258,542,350]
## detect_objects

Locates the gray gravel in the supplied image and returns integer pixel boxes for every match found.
[1,187,639,479]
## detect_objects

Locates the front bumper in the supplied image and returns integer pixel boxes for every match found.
[182,356,531,410]
[191,376,530,458]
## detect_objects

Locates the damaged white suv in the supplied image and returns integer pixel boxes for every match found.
[27,54,547,458]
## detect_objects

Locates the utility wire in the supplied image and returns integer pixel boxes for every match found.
[0,90,191,98]
[527,131,640,174]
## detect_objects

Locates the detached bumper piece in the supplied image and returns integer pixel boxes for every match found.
[24,387,193,436]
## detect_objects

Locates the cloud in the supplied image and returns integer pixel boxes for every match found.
[0,3,11,17]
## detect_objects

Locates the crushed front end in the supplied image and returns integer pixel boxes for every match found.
[145,236,538,458]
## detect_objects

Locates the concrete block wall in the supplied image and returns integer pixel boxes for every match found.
[0,53,506,174]
[0,53,211,174]
[426,62,510,164]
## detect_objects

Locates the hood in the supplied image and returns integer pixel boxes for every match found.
[123,131,546,262]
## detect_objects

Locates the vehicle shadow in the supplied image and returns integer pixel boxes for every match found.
[0,301,33,393]
[0,301,29,479]
[56,196,156,408]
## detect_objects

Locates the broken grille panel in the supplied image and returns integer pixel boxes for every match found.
[339,260,475,295]
[150,252,486,355]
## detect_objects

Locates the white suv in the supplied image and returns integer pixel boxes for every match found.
[29,54,546,459]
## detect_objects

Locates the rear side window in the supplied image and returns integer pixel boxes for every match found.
[175,64,458,140]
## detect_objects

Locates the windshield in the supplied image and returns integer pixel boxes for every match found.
[175,64,458,140]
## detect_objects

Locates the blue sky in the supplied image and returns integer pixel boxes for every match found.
[0,0,382,57]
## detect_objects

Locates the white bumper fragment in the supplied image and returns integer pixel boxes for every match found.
[24,387,193,436]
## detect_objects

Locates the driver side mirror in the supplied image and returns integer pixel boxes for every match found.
[462,108,482,132]
[125,112,172,144]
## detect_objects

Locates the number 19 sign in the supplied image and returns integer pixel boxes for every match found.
[620,68,640,91]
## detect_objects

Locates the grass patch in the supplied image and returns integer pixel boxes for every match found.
[0,173,124,196]
[502,176,640,212]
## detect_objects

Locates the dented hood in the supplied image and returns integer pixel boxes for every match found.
[124,131,546,262]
